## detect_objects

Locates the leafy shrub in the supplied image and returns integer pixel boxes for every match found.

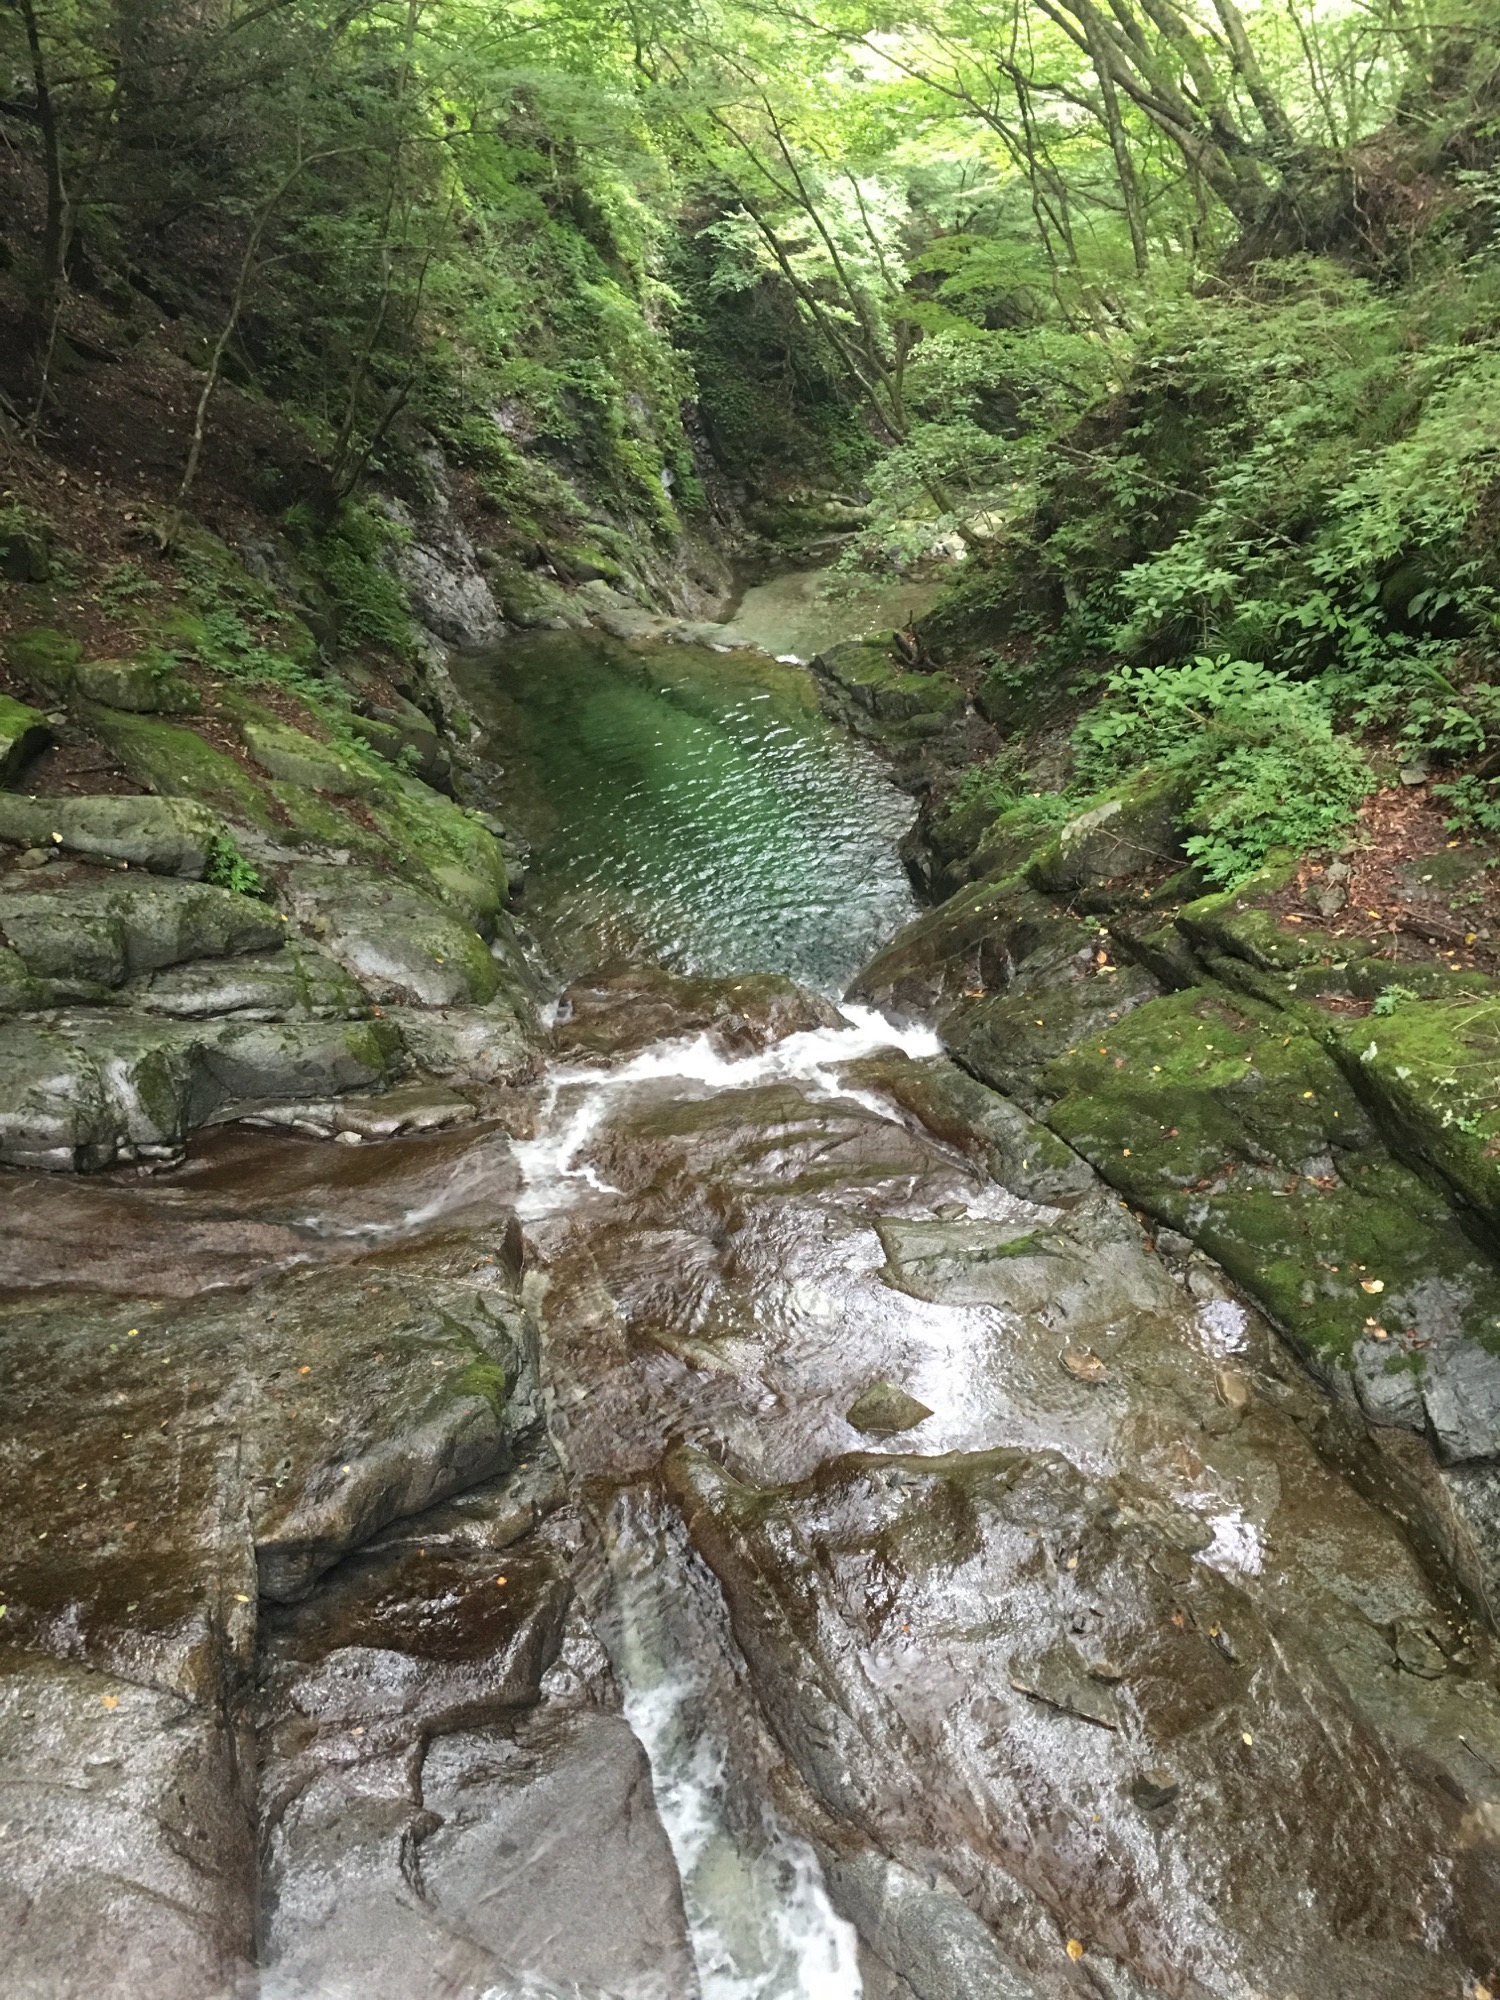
[204,835,265,898]
[1074,655,1371,885]
[1433,771,1500,841]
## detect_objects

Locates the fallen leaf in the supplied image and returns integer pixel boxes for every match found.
[299,1365,311,1375]
[1361,1278,1385,1294]
[100,1695,119,1710]
[1061,1346,1110,1384]
[496,1575,508,1586]
[1241,1729,1254,1746]
[1214,1367,1251,1414]
[234,1593,251,1604]
[1065,1939,1084,1962]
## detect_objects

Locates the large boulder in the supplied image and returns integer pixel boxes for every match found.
[0,793,225,876]
[0,1011,403,1170]
[73,657,199,714]
[240,715,385,801]
[1026,768,1187,893]
[0,876,285,994]
[282,864,500,1007]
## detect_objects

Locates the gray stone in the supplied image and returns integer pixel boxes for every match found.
[72,657,199,714]
[0,1658,255,2000]
[822,1849,1047,2000]
[0,876,283,990]
[126,940,366,1020]
[388,1000,538,1085]
[283,865,500,1007]
[0,793,225,876]
[1131,1766,1180,1810]
[240,1080,477,1140]
[0,1011,403,1170]
[847,1380,934,1436]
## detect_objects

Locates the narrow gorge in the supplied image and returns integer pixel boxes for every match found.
[6,0,1500,1992]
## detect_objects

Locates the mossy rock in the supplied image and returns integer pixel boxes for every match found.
[4,628,81,700]
[239,716,384,802]
[85,708,278,830]
[0,695,53,787]
[0,944,44,1013]
[281,864,500,1007]
[0,795,225,878]
[1335,997,1500,1250]
[852,878,1045,1016]
[73,657,199,715]
[1041,986,1500,1404]
[967,800,1068,886]
[263,779,383,855]
[1174,856,1310,971]
[813,641,964,725]
[1028,769,1188,894]
[945,961,1160,1110]
[366,778,507,924]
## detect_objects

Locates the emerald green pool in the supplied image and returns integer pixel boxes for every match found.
[456,629,917,995]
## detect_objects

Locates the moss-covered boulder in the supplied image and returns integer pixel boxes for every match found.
[1334,996,1500,1251]
[0,695,52,787]
[367,776,508,924]
[281,864,499,1007]
[239,715,384,801]
[86,708,279,829]
[0,878,284,992]
[126,940,366,1021]
[0,794,225,876]
[0,1010,403,1171]
[812,639,965,729]
[74,657,200,714]
[4,628,80,700]
[1027,768,1187,894]
[946,958,1161,1108]
[0,944,44,1013]
[852,879,1053,1017]
[1042,985,1500,1458]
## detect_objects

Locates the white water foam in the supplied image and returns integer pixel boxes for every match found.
[514,1006,941,1219]
[623,1673,863,2000]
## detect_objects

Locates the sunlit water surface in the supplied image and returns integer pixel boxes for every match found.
[456,631,917,993]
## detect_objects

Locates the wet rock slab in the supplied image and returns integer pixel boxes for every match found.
[523,1033,1500,1997]
[256,1495,696,2000]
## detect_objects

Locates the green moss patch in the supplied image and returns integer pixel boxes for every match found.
[82,709,279,829]
[1042,985,1500,1366]
[1335,997,1500,1247]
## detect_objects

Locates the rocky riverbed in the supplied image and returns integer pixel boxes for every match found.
[3,604,1500,1998]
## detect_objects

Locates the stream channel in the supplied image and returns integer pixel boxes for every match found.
[6,568,1500,1999]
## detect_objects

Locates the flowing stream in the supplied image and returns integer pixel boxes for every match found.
[453,607,940,1996]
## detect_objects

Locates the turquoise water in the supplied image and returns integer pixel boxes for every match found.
[457,632,916,995]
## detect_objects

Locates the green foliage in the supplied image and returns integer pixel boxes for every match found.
[1074,657,1371,886]
[1434,772,1500,842]
[1372,984,1420,1016]
[284,502,414,656]
[203,834,266,899]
